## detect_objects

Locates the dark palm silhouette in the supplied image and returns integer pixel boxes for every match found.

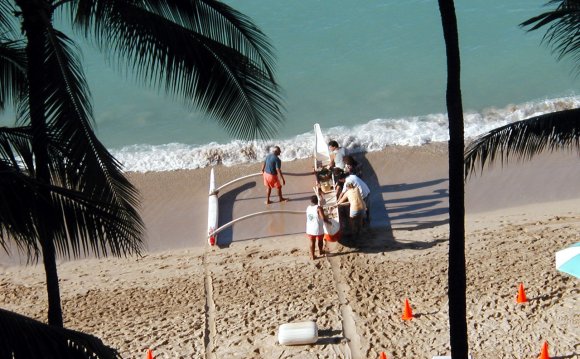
[465,0,580,175]
[0,308,120,358]
[437,1,469,357]
[0,0,284,340]
[522,0,580,75]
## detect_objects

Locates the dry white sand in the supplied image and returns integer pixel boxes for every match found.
[1,144,579,358]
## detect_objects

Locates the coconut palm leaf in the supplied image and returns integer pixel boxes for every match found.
[464,108,580,177]
[0,308,120,359]
[63,0,284,140]
[520,0,580,74]
[0,125,143,261]
[0,165,40,258]
[0,38,27,111]
[0,1,16,34]
[0,125,34,170]
[0,126,36,255]
[39,27,144,259]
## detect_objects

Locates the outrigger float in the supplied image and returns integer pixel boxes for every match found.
[207,124,341,246]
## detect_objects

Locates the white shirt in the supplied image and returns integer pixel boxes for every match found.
[306,205,324,235]
[332,147,346,169]
[344,174,370,199]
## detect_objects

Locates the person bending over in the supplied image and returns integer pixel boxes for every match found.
[336,182,366,241]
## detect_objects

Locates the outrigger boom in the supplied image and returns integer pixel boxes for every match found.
[208,209,305,239]
[207,124,341,246]
[207,169,304,246]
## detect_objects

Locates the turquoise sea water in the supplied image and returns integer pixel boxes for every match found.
[1,1,578,171]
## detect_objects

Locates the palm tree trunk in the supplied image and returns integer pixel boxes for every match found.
[18,0,64,327]
[437,0,468,357]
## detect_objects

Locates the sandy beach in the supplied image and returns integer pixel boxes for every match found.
[1,144,579,358]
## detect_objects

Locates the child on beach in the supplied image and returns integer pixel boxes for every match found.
[306,195,331,260]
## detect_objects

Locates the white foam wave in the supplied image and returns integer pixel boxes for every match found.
[112,95,580,172]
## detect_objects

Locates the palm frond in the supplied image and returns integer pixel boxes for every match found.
[64,0,285,140]
[0,126,37,255]
[0,126,34,170]
[0,125,143,261]
[0,38,28,111]
[0,308,120,358]
[521,0,580,74]
[0,1,17,36]
[0,165,40,259]
[47,178,145,259]
[38,28,144,258]
[464,108,580,177]
[72,0,277,76]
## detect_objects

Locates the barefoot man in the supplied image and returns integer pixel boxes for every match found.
[261,146,288,204]
[306,195,331,260]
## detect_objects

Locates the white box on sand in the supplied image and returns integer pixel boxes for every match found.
[277,321,318,345]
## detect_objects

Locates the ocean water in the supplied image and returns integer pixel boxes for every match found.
[2,1,579,172]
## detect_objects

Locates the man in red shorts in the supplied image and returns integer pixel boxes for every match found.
[261,146,288,204]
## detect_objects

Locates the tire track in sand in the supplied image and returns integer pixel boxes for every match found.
[203,251,217,359]
[327,253,363,359]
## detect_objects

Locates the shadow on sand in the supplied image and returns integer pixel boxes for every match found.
[334,152,449,254]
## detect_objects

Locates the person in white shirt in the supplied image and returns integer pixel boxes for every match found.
[305,195,331,260]
[341,173,371,225]
[328,140,346,170]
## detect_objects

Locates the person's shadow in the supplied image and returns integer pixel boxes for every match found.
[336,151,450,254]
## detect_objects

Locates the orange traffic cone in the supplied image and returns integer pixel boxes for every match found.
[146,349,154,359]
[379,352,387,359]
[401,298,413,320]
[538,341,550,359]
[516,283,528,304]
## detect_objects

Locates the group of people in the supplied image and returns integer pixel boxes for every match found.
[260,142,370,260]
[331,142,370,236]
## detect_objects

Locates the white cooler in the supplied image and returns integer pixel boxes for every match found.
[277,321,318,345]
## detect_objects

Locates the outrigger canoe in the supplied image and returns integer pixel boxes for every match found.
[313,124,341,242]
[206,125,340,246]
[207,170,303,246]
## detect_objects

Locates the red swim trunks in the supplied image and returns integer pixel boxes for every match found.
[263,172,281,189]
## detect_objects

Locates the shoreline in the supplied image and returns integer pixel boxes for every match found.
[1,143,579,267]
